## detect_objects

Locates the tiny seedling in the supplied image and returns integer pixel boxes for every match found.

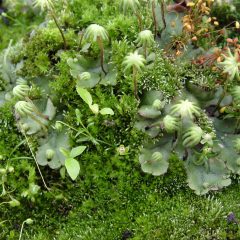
[60,146,86,180]
[76,87,114,116]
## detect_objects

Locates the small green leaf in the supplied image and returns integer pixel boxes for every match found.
[59,148,70,158]
[70,146,86,158]
[89,104,99,114]
[100,108,114,116]
[65,158,80,181]
[76,87,92,106]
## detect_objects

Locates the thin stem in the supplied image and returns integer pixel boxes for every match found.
[133,66,139,100]
[135,12,143,31]
[56,121,95,143]
[19,221,25,240]
[144,44,147,59]
[152,1,158,38]
[97,36,107,75]
[11,157,33,160]
[28,114,48,134]
[23,132,50,191]
[0,220,9,225]
[9,140,26,157]
[50,10,67,50]
[25,97,49,120]
[2,13,23,26]
[214,78,230,113]
[56,121,78,132]
[78,31,84,50]
[159,0,166,36]
[0,202,9,206]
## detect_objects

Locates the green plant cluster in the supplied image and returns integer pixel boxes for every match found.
[0,0,240,239]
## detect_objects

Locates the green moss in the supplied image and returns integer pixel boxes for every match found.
[0,101,23,157]
[1,1,240,240]
[138,50,184,98]
[0,3,43,51]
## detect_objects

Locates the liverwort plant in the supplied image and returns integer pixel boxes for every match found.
[33,0,67,49]
[15,100,48,132]
[182,125,203,148]
[170,99,201,120]
[12,84,30,99]
[120,0,143,31]
[84,24,109,75]
[215,48,240,111]
[136,30,155,58]
[123,51,146,99]
[219,48,240,81]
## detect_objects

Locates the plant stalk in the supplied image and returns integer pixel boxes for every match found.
[144,44,147,59]
[19,221,25,240]
[214,78,230,113]
[135,12,143,31]
[50,10,67,50]
[159,0,166,36]
[23,132,50,191]
[133,66,139,100]
[152,1,158,38]
[97,36,107,75]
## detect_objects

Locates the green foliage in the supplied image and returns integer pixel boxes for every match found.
[138,50,183,97]
[1,0,240,238]
[136,85,240,194]
[36,132,69,169]
[211,2,240,28]
[60,146,86,180]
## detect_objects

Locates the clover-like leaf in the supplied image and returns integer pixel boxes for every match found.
[100,108,114,116]
[89,104,99,114]
[65,158,80,181]
[70,146,86,158]
[76,72,100,89]
[100,69,118,86]
[76,87,93,106]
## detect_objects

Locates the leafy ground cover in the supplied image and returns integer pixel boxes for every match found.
[0,0,240,239]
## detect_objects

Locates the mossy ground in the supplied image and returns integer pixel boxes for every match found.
[0,1,240,240]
